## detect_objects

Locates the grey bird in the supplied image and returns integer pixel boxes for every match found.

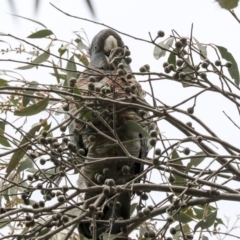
[68,29,157,239]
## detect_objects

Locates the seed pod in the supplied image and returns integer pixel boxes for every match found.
[62,103,69,111]
[60,215,69,223]
[137,211,144,218]
[187,107,194,114]
[69,77,76,87]
[148,230,156,238]
[150,130,158,138]
[167,216,174,223]
[125,57,132,64]
[126,73,132,79]
[122,165,130,174]
[183,147,190,155]
[105,179,115,187]
[225,61,232,68]
[139,66,147,73]
[117,63,124,69]
[88,82,95,91]
[57,195,65,203]
[157,30,165,37]
[170,227,177,235]
[103,187,110,196]
[124,49,131,56]
[89,76,96,82]
[143,208,151,216]
[175,41,183,49]
[215,60,221,66]
[141,192,148,201]
[154,148,161,155]
[117,69,125,76]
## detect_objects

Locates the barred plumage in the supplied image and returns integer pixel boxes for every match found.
[68,29,157,239]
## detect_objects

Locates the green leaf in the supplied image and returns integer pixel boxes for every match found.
[75,38,89,51]
[168,52,176,67]
[52,60,60,83]
[50,73,67,81]
[153,38,174,60]
[101,233,125,240]
[17,157,34,173]
[124,120,149,137]
[73,86,82,110]
[85,0,95,16]
[193,207,204,219]
[216,0,239,10]
[0,40,12,48]
[214,217,225,228]
[58,42,71,57]
[194,211,217,232]
[130,203,137,216]
[66,55,77,86]
[216,45,240,85]
[36,228,51,237]
[17,51,50,70]
[0,79,9,87]
[22,86,36,107]
[79,108,93,121]
[0,121,11,147]
[74,53,89,66]
[205,210,217,228]
[171,149,186,186]
[181,56,195,88]
[14,96,49,116]
[186,151,206,173]
[27,29,53,38]
[0,218,9,228]
[194,38,207,60]
[6,122,43,177]
[173,212,193,223]
[8,13,47,28]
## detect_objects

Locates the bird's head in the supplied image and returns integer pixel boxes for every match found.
[89,29,124,57]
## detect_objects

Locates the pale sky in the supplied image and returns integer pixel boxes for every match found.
[1,0,240,239]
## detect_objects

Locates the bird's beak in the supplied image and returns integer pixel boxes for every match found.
[104,35,118,56]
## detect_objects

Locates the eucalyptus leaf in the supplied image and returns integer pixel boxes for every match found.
[101,233,125,240]
[173,212,193,223]
[76,40,89,51]
[194,211,217,232]
[171,149,186,186]
[50,73,67,81]
[66,55,77,86]
[216,0,239,10]
[14,96,49,116]
[0,121,10,147]
[8,13,47,28]
[153,38,174,60]
[130,203,137,216]
[168,52,176,67]
[216,45,239,85]
[17,51,50,70]
[124,120,149,137]
[28,29,53,38]
[186,151,206,173]
[194,37,207,60]
[58,42,71,57]
[52,60,60,83]
[17,157,34,173]
[6,122,43,177]
[0,79,9,87]
[0,40,11,48]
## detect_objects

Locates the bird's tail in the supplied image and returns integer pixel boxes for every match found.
[78,192,131,239]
